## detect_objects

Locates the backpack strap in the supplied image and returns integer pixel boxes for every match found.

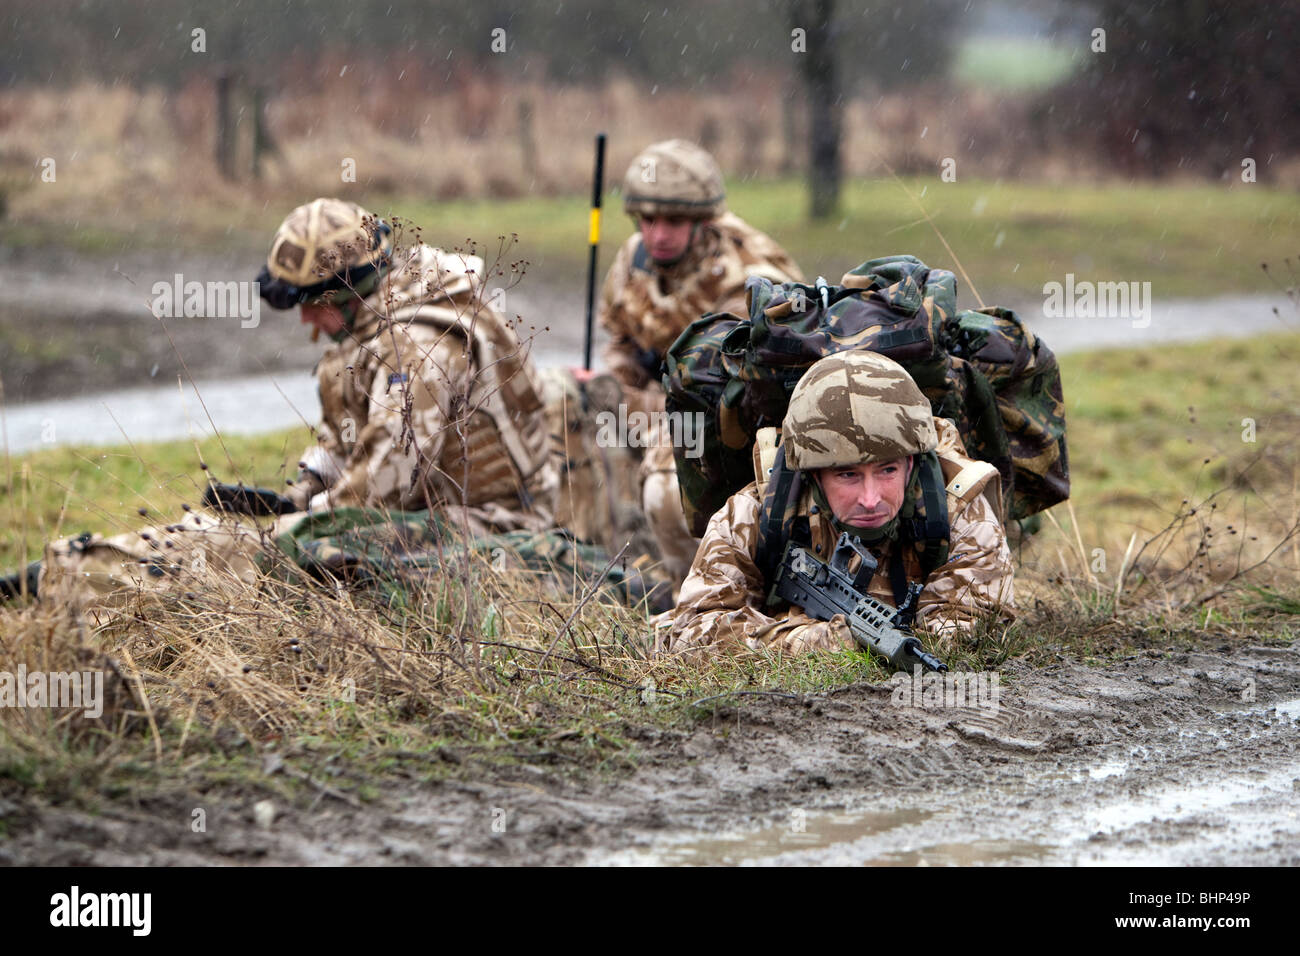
[755,445,806,598]
[888,546,910,608]
[900,451,950,579]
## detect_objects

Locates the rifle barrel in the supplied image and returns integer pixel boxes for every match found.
[907,643,948,673]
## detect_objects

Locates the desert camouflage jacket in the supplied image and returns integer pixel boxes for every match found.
[665,419,1015,657]
[599,212,803,414]
[293,245,556,532]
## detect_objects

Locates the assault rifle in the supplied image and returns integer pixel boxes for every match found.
[203,481,299,517]
[769,532,947,673]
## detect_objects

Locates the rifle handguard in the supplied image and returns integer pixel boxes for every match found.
[771,533,947,673]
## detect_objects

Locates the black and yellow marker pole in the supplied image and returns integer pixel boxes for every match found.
[582,132,607,371]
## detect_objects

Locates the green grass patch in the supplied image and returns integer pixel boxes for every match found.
[2,428,312,568]
[1060,331,1300,545]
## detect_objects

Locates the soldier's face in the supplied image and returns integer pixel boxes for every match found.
[638,214,695,264]
[817,458,912,530]
[300,301,347,337]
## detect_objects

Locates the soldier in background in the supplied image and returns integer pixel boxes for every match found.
[666,351,1015,657]
[583,139,804,589]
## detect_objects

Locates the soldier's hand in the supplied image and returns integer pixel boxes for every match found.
[285,468,328,512]
[773,615,855,654]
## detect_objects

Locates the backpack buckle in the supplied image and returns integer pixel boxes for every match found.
[816,276,830,311]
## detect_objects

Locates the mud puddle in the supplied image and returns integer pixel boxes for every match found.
[585,652,1300,867]
[597,739,1300,867]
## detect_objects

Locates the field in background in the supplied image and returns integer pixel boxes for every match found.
[952,36,1083,92]
[1057,333,1300,609]
[2,172,1296,305]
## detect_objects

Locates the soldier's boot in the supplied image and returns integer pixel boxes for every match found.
[0,561,42,603]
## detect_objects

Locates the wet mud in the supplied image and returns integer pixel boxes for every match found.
[3,639,1297,866]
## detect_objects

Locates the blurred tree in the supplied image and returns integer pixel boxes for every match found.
[0,0,961,92]
[789,0,842,219]
[1046,0,1300,178]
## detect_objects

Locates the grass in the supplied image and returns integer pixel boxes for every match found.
[1065,333,1299,503]
[1,429,313,569]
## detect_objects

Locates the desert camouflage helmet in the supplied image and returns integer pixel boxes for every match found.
[783,351,938,470]
[621,139,726,220]
[257,198,393,310]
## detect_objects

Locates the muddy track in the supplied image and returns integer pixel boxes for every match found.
[4,639,1297,866]
[0,246,588,407]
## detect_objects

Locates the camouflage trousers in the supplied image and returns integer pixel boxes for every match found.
[538,368,701,595]
[39,506,673,620]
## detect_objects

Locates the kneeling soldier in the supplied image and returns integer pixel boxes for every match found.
[6,198,557,611]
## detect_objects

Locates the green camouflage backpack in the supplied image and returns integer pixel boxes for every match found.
[663,254,1069,535]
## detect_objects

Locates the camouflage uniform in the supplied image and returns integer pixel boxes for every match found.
[598,141,803,587]
[288,242,555,532]
[664,352,1015,657]
[272,508,672,613]
[599,210,804,415]
[39,199,557,611]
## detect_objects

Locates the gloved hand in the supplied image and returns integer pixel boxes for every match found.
[284,469,328,512]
